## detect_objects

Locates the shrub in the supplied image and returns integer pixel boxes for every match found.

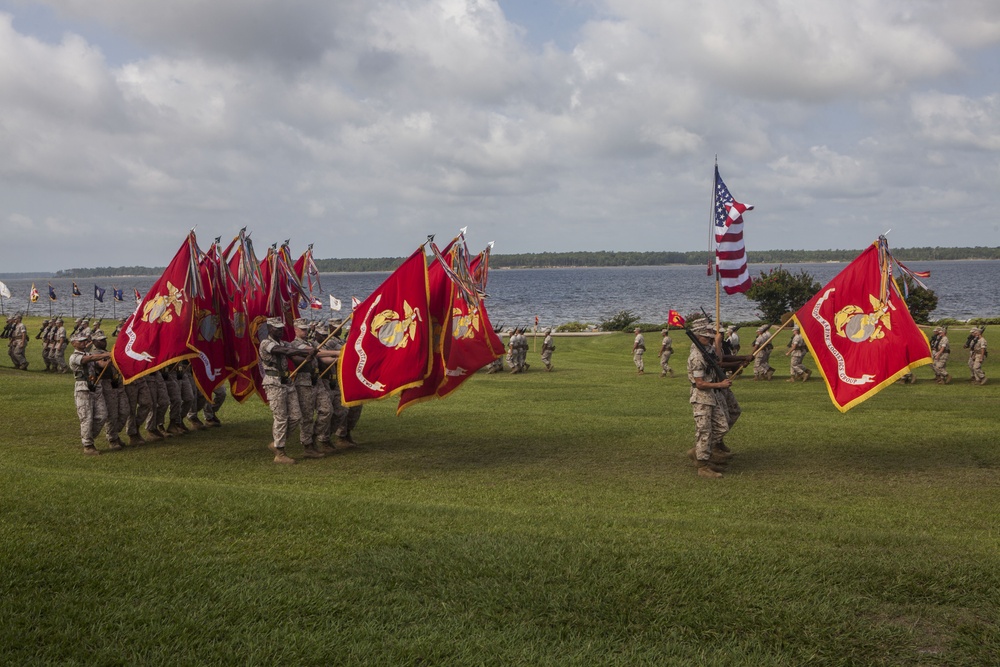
[901,275,938,324]
[745,268,821,323]
[556,321,590,332]
[599,310,640,332]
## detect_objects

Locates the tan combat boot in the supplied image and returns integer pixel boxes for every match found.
[696,461,723,478]
[301,445,325,459]
[268,442,296,464]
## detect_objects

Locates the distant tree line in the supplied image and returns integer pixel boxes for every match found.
[52,247,1000,277]
[55,266,165,278]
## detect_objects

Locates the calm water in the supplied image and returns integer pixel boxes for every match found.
[2,260,997,326]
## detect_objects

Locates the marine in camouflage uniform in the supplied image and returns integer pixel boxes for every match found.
[968,328,987,385]
[632,327,645,374]
[289,318,326,459]
[659,329,674,377]
[752,325,774,380]
[540,329,555,371]
[685,318,732,478]
[54,318,69,373]
[259,317,303,463]
[930,327,951,384]
[8,315,28,370]
[68,332,109,455]
[786,325,810,382]
[38,320,52,371]
[92,331,128,450]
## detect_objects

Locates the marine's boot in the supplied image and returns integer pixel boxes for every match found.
[301,445,325,459]
[696,461,723,478]
[944,373,951,385]
[268,443,296,464]
[765,369,774,380]
[83,445,101,456]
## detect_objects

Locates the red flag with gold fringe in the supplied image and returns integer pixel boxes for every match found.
[396,242,456,413]
[339,247,432,406]
[186,241,231,399]
[792,238,932,412]
[113,232,200,383]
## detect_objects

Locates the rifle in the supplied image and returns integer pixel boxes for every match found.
[684,328,728,383]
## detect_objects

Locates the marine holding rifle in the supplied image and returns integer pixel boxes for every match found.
[68,331,110,456]
[684,318,734,479]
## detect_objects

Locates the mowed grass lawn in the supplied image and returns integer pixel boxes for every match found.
[1,318,997,666]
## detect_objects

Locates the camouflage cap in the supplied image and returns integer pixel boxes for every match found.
[689,318,715,337]
[970,327,982,335]
[92,330,107,341]
[314,322,330,336]
[70,332,90,343]
[661,329,669,334]
[544,328,552,334]
[292,318,310,329]
[757,324,771,334]
[933,326,945,333]
[266,317,285,328]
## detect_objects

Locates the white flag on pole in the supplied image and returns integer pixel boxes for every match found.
[0,281,10,299]
[329,295,342,311]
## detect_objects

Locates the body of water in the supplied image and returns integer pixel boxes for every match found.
[1,260,996,326]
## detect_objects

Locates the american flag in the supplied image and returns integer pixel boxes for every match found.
[714,166,753,294]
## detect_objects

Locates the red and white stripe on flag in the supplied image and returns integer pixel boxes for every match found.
[715,199,752,294]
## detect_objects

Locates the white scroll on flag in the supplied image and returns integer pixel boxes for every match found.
[329,295,342,311]
[714,166,753,294]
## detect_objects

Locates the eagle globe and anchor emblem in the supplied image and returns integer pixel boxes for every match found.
[352,296,425,393]
[813,290,896,386]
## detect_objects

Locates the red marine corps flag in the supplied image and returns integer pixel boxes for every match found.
[792,237,932,412]
[186,239,231,398]
[113,232,201,383]
[339,246,432,406]
[436,243,503,398]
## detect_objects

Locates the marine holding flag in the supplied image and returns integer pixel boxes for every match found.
[792,238,932,412]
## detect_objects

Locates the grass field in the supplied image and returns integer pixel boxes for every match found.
[1,317,997,665]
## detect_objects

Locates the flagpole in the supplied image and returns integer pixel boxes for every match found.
[712,157,721,336]
[291,312,354,380]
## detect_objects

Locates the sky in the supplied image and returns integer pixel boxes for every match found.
[1,0,999,273]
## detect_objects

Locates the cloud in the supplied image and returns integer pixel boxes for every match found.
[0,1,999,273]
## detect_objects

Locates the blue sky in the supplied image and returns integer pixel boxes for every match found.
[0,0,998,272]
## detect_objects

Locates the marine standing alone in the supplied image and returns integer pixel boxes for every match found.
[659,328,674,377]
[967,327,987,385]
[632,327,645,375]
[540,328,555,372]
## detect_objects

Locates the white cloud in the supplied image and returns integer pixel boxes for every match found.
[0,0,999,272]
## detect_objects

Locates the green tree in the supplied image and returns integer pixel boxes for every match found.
[599,309,641,332]
[744,268,821,323]
[901,275,938,324]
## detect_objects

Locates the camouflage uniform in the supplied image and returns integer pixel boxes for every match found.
[124,375,153,444]
[8,317,28,369]
[259,322,301,457]
[540,329,555,371]
[787,328,809,381]
[659,329,674,377]
[969,329,987,385]
[289,322,323,457]
[93,333,127,448]
[69,336,108,454]
[39,320,52,370]
[687,339,729,462]
[931,327,950,384]
[54,320,68,373]
[632,329,645,374]
[145,369,171,437]
[752,327,774,380]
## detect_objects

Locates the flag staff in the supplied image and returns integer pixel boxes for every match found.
[290,312,355,381]
[711,156,722,335]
